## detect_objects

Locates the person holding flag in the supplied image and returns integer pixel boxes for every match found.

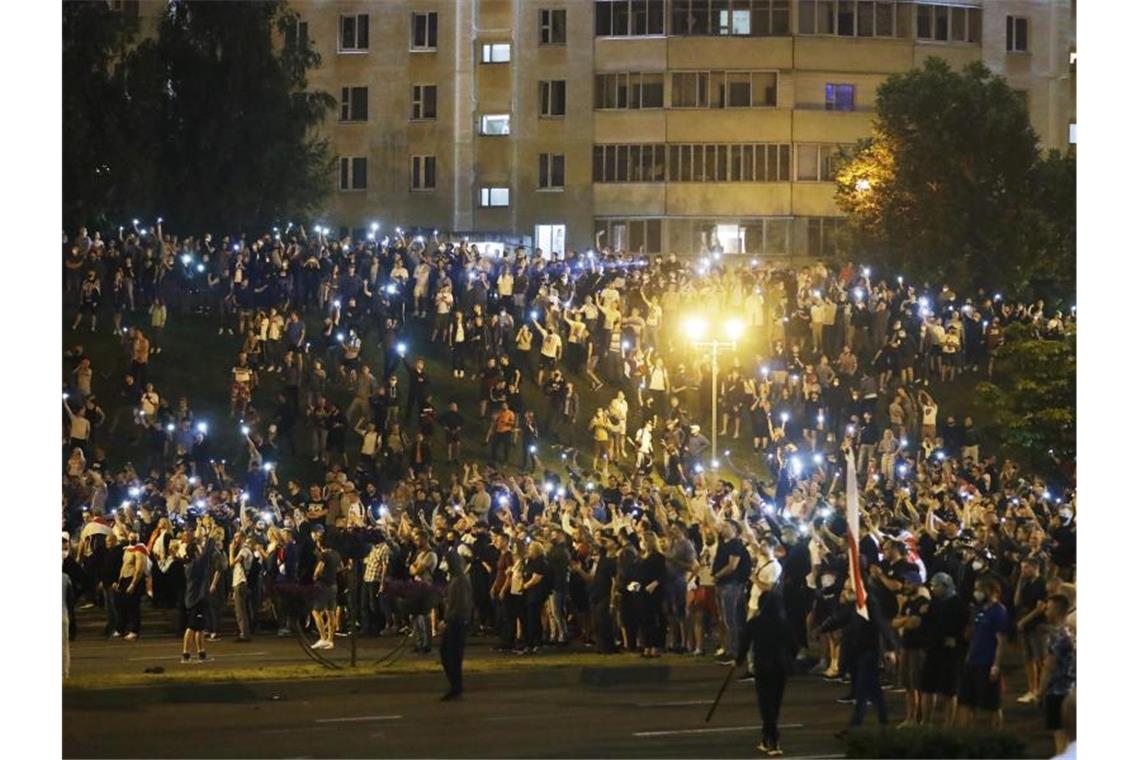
[826,445,900,738]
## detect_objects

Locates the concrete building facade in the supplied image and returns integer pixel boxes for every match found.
[168,0,1078,257]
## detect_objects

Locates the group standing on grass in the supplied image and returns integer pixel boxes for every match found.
[62,222,1075,756]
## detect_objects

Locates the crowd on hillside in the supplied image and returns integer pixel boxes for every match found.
[62,222,1076,755]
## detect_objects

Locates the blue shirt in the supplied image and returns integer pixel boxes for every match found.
[966,602,1008,668]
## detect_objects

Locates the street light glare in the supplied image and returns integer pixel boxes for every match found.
[683,315,708,340]
[724,317,744,341]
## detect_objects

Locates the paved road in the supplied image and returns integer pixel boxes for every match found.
[64,608,1055,758]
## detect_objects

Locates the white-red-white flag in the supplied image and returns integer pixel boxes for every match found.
[846,449,869,620]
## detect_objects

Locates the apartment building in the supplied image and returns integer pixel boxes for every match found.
[125,1,1076,258]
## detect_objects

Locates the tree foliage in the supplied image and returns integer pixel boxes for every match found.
[976,323,1075,475]
[63,1,335,233]
[835,58,1075,302]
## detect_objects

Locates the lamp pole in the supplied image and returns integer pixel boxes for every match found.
[693,337,736,470]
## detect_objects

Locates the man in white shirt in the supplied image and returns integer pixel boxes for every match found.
[229,533,255,642]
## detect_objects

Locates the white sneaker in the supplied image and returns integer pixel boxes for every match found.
[1017,692,1037,704]
[124,632,138,641]
[312,639,331,650]
[714,647,726,657]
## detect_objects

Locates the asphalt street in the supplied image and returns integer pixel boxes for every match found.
[64,608,1056,758]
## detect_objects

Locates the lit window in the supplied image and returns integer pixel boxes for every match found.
[481,43,511,63]
[480,187,510,207]
[480,114,511,135]
[825,83,855,112]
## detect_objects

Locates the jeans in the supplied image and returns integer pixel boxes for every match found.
[548,589,568,642]
[104,586,121,636]
[233,582,251,639]
[851,650,888,727]
[414,614,431,651]
[361,581,384,634]
[440,620,468,695]
[716,583,744,658]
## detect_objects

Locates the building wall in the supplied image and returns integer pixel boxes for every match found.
[275,1,1076,256]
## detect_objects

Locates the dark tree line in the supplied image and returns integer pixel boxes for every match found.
[63,1,335,234]
[835,58,1075,304]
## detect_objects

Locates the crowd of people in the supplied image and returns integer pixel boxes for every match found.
[61,221,1076,756]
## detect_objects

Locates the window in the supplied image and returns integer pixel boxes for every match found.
[339,87,368,122]
[411,12,438,50]
[592,144,666,182]
[411,155,436,190]
[339,157,367,191]
[916,3,981,43]
[598,72,665,109]
[671,72,707,108]
[795,144,847,181]
[540,8,567,44]
[480,114,511,135]
[339,14,369,52]
[284,19,310,51]
[596,1,666,36]
[481,43,511,63]
[539,153,566,189]
[411,85,437,121]
[825,83,855,111]
[666,144,789,182]
[671,71,775,108]
[595,219,662,253]
[799,1,900,37]
[671,1,788,36]
[726,73,752,107]
[480,187,510,207]
[539,80,567,117]
[806,217,845,257]
[1006,16,1028,52]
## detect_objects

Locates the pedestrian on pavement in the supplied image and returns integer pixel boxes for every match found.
[736,547,795,757]
[440,546,473,701]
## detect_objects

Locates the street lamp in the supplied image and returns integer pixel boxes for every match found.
[685,316,745,469]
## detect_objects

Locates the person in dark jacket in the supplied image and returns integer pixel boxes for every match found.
[824,581,899,735]
[737,554,797,756]
[440,547,473,701]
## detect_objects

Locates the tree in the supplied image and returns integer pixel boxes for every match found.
[835,58,1074,301]
[976,322,1075,477]
[62,2,144,229]
[63,1,335,233]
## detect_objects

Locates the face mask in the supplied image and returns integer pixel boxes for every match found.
[973,590,986,603]
[971,560,984,571]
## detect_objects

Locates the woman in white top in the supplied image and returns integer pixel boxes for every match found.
[447,310,468,378]
[608,391,629,461]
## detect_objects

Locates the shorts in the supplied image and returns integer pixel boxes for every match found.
[1044,693,1066,731]
[687,586,717,617]
[957,663,1002,711]
[1022,628,1047,662]
[919,648,960,696]
[311,585,337,612]
[539,355,556,370]
[445,430,462,444]
[186,601,207,632]
[899,648,926,690]
[342,355,361,370]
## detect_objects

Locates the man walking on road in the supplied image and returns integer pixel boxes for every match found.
[737,544,796,757]
[440,546,473,701]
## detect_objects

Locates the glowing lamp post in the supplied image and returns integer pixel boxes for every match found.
[685,316,744,469]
